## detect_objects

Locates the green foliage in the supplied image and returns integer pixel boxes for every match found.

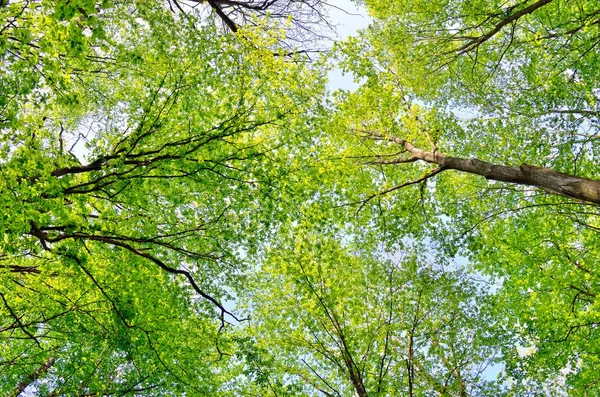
[331,0,600,394]
[1,0,600,395]
[0,1,325,395]
[244,217,512,396]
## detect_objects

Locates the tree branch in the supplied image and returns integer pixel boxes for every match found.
[8,357,55,397]
[455,0,554,55]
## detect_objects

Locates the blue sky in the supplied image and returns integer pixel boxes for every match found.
[326,0,371,91]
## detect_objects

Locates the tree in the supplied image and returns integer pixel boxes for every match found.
[166,0,338,52]
[2,0,600,395]
[242,218,512,397]
[0,1,324,394]
[332,0,600,204]
[321,0,600,393]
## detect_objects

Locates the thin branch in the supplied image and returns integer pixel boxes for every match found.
[354,167,445,214]
[0,291,42,349]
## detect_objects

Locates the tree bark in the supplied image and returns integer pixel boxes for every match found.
[382,138,600,205]
[455,0,554,55]
[9,357,55,397]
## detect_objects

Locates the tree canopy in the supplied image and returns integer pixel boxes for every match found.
[1,0,599,395]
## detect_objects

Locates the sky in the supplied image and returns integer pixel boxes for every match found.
[325,0,371,91]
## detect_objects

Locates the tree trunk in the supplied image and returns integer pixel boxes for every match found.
[9,357,55,397]
[402,141,600,205]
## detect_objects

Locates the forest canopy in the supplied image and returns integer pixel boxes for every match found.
[0,0,599,395]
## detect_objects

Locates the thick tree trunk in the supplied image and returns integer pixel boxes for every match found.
[398,140,600,205]
[443,157,600,204]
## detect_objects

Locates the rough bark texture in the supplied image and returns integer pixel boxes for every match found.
[400,140,600,205]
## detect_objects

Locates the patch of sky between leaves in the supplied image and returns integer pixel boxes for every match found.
[325,0,371,92]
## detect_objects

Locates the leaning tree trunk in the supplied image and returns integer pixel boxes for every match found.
[9,357,55,397]
[378,137,600,205]
[442,156,600,205]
